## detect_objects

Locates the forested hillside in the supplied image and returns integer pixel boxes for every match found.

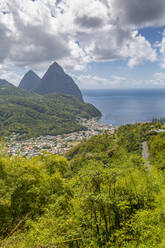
[0,83,101,137]
[0,122,165,247]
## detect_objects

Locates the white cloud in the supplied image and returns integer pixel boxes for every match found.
[0,64,22,85]
[153,72,165,86]
[127,31,157,67]
[73,73,164,89]
[72,74,126,89]
[72,71,165,89]
[159,31,165,68]
[0,0,163,86]
[0,1,158,64]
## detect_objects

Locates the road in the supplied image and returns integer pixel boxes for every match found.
[142,141,151,171]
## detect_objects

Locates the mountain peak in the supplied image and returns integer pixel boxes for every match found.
[36,62,84,102]
[26,70,35,74]
[19,70,41,91]
[49,62,64,73]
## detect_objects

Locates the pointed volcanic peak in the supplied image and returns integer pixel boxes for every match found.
[35,62,84,102]
[19,70,41,91]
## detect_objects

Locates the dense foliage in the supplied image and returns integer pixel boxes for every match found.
[0,84,101,137]
[149,131,165,170]
[0,123,165,247]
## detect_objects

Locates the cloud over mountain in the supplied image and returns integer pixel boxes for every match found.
[0,0,165,87]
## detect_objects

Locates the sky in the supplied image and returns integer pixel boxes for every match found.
[1,0,165,89]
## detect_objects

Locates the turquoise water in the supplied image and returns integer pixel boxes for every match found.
[82,89,165,126]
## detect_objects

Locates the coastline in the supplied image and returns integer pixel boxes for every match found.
[6,118,116,158]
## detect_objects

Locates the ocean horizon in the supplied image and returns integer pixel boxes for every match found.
[82,88,165,126]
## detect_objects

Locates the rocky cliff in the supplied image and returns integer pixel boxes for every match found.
[19,70,41,91]
[35,62,83,102]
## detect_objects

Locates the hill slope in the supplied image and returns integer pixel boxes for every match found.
[0,83,101,137]
[0,79,12,87]
[1,123,165,248]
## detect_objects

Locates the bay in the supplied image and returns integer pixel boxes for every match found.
[82,89,165,126]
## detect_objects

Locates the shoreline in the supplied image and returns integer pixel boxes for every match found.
[6,118,117,158]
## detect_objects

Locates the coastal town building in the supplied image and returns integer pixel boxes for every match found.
[6,119,116,157]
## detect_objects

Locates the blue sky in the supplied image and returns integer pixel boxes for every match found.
[139,27,164,44]
[1,0,165,89]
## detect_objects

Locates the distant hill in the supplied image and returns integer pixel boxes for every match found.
[19,70,41,91]
[0,83,101,137]
[36,62,83,101]
[0,79,38,96]
[0,79,13,87]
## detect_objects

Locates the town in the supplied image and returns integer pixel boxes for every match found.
[7,119,116,158]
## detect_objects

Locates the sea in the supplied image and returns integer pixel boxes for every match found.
[82,89,165,126]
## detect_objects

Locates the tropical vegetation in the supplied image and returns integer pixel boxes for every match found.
[0,122,165,247]
[0,83,101,137]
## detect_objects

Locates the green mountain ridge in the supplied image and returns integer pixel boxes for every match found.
[0,82,101,137]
